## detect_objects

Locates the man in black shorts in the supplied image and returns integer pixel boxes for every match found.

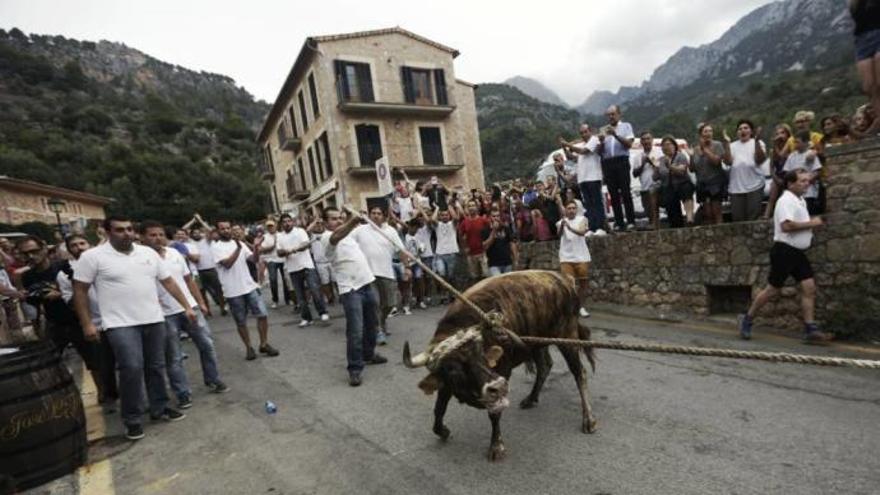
[738,169,831,344]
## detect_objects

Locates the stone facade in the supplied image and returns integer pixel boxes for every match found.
[257,28,485,216]
[0,176,110,229]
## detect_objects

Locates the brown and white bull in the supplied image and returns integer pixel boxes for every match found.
[403,270,598,461]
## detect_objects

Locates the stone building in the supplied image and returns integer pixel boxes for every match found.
[0,176,111,230]
[256,27,485,215]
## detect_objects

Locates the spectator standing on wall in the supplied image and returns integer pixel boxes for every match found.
[851,0,880,135]
[597,105,636,231]
[560,125,607,236]
[690,124,730,225]
[727,120,767,222]
[764,124,793,219]
[738,169,832,344]
[784,131,824,215]
[632,131,660,230]
[658,136,695,227]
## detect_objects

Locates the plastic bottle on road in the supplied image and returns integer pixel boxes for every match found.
[265,400,277,414]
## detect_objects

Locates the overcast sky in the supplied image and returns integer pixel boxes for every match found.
[2,0,775,106]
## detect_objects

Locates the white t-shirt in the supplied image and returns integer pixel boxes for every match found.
[415,225,434,257]
[183,241,200,275]
[601,122,635,159]
[261,231,283,263]
[434,221,459,255]
[310,232,328,264]
[58,259,102,329]
[73,243,170,329]
[210,240,259,298]
[575,136,603,183]
[157,248,197,316]
[352,224,401,280]
[774,190,813,250]
[278,228,315,272]
[194,238,216,270]
[556,216,592,263]
[322,231,375,294]
[728,139,766,194]
[396,197,415,222]
[783,151,822,199]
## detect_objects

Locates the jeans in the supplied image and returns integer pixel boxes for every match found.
[162,317,190,401]
[489,265,513,276]
[198,269,224,309]
[578,180,606,232]
[434,253,458,278]
[601,155,636,228]
[341,284,379,374]
[104,322,169,425]
[266,261,291,304]
[166,308,221,388]
[290,268,327,321]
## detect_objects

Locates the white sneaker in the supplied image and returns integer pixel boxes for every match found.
[320,314,329,322]
[626,223,636,231]
[270,302,278,309]
[418,301,427,309]
[585,231,595,237]
[594,229,608,237]
[403,306,412,315]
[298,320,312,328]
[387,307,399,318]
[579,307,591,318]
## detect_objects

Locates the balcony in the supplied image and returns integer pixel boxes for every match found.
[335,77,455,118]
[344,143,465,176]
[281,135,302,152]
[285,174,309,200]
[257,153,275,180]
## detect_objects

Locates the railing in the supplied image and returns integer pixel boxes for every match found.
[335,77,455,108]
[343,143,465,170]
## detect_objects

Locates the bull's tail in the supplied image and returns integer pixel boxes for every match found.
[578,323,597,372]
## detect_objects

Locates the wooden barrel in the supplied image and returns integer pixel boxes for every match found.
[0,342,87,493]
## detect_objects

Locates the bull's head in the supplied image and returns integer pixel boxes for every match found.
[403,323,524,414]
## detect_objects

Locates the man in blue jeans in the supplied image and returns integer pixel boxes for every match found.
[260,219,291,309]
[73,216,195,441]
[560,124,607,236]
[141,221,229,411]
[277,214,329,327]
[321,207,388,386]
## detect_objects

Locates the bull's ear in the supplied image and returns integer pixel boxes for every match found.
[418,374,440,395]
[485,345,504,368]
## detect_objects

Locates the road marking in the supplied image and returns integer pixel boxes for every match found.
[76,363,116,495]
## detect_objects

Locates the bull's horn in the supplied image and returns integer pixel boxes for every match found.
[499,326,527,349]
[402,341,428,368]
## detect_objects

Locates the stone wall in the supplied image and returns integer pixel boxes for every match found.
[517,139,880,337]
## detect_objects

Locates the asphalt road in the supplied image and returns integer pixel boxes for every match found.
[33,297,880,495]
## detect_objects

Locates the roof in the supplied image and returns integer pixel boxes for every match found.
[256,27,460,144]
[0,176,113,205]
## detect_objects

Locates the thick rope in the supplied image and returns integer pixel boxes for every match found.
[519,336,880,370]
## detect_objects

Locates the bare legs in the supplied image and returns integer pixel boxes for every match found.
[747,279,816,325]
[857,53,880,133]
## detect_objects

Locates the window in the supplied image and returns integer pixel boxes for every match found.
[286,170,295,198]
[355,124,383,167]
[297,157,307,189]
[275,123,287,147]
[287,107,299,138]
[297,90,309,133]
[334,60,374,102]
[308,73,320,118]
[307,146,319,185]
[419,127,444,165]
[319,132,333,178]
[401,67,448,105]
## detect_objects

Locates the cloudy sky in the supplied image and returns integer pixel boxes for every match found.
[2,0,774,105]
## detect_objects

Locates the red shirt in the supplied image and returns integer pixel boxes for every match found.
[458,215,490,255]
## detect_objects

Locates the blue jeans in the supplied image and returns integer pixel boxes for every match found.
[579,180,606,232]
[290,268,327,321]
[104,322,169,425]
[165,309,221,388]
[434,253,458,278]
[341,284,379,374]
[266,261,291,304]
[489,265,513,276]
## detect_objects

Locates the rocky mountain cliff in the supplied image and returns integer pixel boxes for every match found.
[503,76,569,107]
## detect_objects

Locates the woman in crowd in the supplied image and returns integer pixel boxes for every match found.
[655,136,691,228]
[727,120,767,222]
[820,114,853,147]
[763,124,792,219]
[690,124,730,225]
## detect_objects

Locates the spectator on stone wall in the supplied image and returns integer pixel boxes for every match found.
[598,105,636,231]
[560,124,607,236]
[850,0,880,135]
[656,136,692,228]
[820,114,853,147]
[764,124,793,219]
[633,131,660,230]
[784,130,824,215]
[727,120,767,222]
[690,124,730,225]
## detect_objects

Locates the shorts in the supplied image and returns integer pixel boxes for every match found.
[855,28,880,61]
[669,180,695,202]
[315,262,334,285]
[696,181,727,203]
[393,261,411,282]
[226,289,268,327]
[47,321,100,370]
[466,254,488,279]
[412,256,433,279]
[768,242,814,288]
[560,262,590,280]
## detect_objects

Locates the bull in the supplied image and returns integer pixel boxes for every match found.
[403,270,598,461]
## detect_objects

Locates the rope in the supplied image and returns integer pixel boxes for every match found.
[518,336,880,370]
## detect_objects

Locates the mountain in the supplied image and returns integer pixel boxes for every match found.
[476,83,581,182]
[503,76,568,107]
[0,28,271,226]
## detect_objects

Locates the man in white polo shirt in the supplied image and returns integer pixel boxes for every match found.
[277,213,329,327]
[142,221,229,410]
[597,105,636,231]
[260,218,292,309]
[211,220,280,360]
[322,207,387,387]
[73,216,195,441]
[560,124,607,235]
[738,169,832,344]
[557,198,593,318]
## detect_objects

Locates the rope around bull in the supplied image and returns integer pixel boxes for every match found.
[346,206,880,371]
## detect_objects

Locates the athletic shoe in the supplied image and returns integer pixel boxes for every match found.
[259,344,280,357]
[271,302,278,309]
[150,408,186,422]
[594,229,608,237]
[366,354,388,365]
[376,331,387,346]
[299,320,312,328]
[125,423,145,440]
[579,307,590,318]
[626,223,636,231]
[209,381,230,394]
[403,306,412,316]
[320,313,330,322]
[349,372,362,387]
[245,347,257,360]
[419,301,428,309]
[802,323,832,344]
[387,307,399,318]
[179,332,190,341]
[177,395,192,410]
[737,314,752,340]
[585,231,595,237]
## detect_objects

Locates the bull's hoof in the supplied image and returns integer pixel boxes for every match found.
[488,441,506,462]
[519,397,538,409]
[433,425,451,440]
[582,418,599,434]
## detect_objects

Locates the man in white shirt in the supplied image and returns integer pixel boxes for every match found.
[352,206,403,345]
[187,225,226,317]
[738,169,831,344]
[73,216,194,441]
[322,207,388,387]
[306,217,336,305]
[276,214,329,327]
[142,222,229,408]
[597,105,636,231]
[428,206,459,304]
[556,200,593,318]
[260,219,292,309]
[560,124,607,235]
[211,220,279,360]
